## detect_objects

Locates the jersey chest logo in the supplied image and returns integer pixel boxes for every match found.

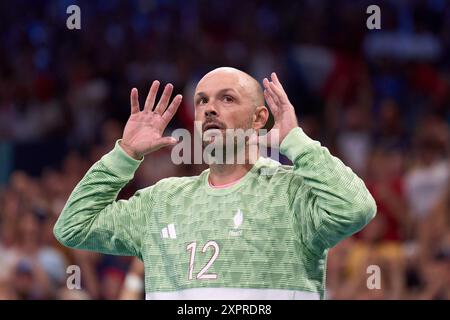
[229,208,243,237]
[161,223,177,239]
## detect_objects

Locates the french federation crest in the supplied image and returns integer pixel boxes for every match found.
[229,208,243,236]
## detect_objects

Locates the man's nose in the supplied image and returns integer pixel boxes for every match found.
[204,103,218,117]
[205,109,218,117]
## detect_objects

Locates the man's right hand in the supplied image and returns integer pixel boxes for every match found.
[120,81,182,160]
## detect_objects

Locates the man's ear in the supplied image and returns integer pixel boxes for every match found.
[253,105,270,131]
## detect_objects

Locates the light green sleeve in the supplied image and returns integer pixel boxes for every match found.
[280,127,377,255]
[53,140,152,258]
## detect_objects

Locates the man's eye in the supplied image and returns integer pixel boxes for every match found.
[198,97,207,105]
[223,95,234,103]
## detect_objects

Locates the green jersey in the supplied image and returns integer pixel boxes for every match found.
[54,127,376,300]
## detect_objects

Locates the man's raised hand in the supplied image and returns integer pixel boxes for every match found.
[120,81,182,160]
[250,73,298,147]
[263,72,298,143]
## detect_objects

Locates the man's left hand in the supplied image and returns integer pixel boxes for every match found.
[250,72,298,146]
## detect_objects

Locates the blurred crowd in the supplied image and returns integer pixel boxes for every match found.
[0,0,449,299]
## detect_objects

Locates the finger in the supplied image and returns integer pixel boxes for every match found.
[162,94,183,123]
[270,73,289,101]
[130,88,140,114]
[271,72,287,97]
[262,78,278,103]
[263,88,277,111]
[267,77,282,96]
[263,78,280,102]
[271,72,283,89]
[262,77,271,90]
[269,81,287,103]
[144,80,160,112]
[154,83,173,114]
[157,136,178,148]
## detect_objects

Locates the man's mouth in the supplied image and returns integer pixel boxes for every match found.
[202,122,225,132]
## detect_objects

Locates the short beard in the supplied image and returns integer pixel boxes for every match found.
[202,125,256,165]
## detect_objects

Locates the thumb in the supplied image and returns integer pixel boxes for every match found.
[157,136,178,147]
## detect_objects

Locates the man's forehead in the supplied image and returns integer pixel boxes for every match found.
[195,69,250,95]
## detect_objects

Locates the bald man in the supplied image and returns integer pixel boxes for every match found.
[54,67,376,300]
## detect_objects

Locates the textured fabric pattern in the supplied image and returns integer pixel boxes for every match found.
[54,127,377,299]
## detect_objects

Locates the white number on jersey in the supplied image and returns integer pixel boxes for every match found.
[186,240,219,280]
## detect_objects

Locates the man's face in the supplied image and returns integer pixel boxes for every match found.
[194,69,256,147]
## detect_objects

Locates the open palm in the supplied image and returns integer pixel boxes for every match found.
[120,81,182,159]
[262,72,298,143]
[250,73,298,147]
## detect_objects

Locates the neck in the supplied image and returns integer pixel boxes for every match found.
[207,144,260,186]
[209,162,253,186]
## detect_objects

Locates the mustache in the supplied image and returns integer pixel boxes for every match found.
[202,119,226,131]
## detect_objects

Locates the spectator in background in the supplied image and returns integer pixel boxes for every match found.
[336,104,372,178]
[411,182,450,300]
[405,115,449,223]
[119,257,145,300]
[373,98,409,151]
[366,147,410,241]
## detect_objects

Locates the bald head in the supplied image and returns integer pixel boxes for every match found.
[197,67,265,109]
